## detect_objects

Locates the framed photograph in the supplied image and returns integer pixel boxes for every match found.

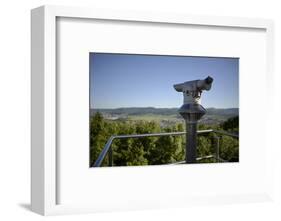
[31,5,274,215]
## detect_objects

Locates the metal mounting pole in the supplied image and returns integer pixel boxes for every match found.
[186,121,197,163]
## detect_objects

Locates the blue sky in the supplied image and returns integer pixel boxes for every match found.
[90,53,239,109]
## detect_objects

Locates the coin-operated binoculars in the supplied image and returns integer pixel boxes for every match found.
[174,76,213,163]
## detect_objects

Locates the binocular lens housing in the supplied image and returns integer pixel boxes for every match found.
[173,76,213,93]
[205,76,213,84]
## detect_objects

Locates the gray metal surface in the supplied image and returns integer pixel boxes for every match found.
[213,130,239,138]
[186,122,197,163]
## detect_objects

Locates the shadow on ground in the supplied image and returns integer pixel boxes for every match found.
[18,203,31,211]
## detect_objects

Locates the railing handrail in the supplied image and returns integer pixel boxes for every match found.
[91,129,238,167]
[213,130,239,138]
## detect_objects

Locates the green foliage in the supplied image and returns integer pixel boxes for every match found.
[219,136,239,162]
[221,116,239,133]
[90,113,239,166]
[149,127,183,165]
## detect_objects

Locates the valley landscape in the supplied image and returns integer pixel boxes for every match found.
[90,107,238,127]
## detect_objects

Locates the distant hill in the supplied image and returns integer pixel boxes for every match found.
[90,107,238,117]
[203,107,239,116]
[90,107,238,126]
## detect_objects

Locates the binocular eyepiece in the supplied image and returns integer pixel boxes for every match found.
[204,76,213,84]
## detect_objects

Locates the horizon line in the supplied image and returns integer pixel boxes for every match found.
[91,106,239,109]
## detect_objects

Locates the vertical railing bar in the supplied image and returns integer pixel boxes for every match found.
[215,135,220,163]
[108,147,113,166]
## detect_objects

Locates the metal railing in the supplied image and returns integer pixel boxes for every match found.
[91,129,238,167]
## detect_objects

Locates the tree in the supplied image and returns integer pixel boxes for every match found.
[221,116,239,132]
[113,122,135,166]
[148,125,184,165]
[219,136,239,162]
[90,112,109,166]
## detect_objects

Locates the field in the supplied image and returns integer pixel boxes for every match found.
[90,107,239,127]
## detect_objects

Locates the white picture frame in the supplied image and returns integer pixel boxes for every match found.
[31,5,274,215]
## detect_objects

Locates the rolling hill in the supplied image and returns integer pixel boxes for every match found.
[90,107,238,126]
